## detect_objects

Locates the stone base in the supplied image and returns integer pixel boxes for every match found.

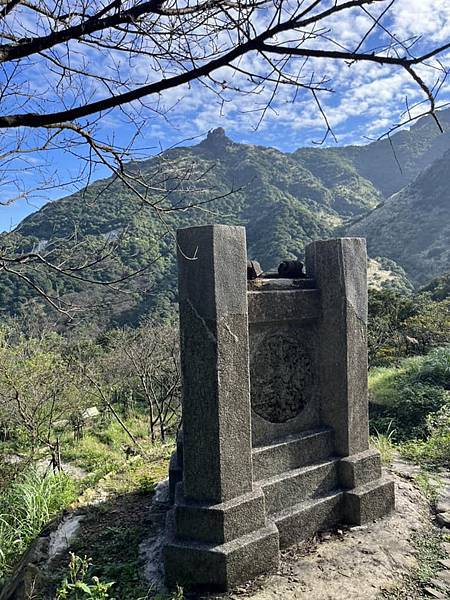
[165,448,395,590]
[339,449,395,524]
[164,485,280,591]
[164,515,279,591]
[174,488,268,545]
[344,476,395,525]
[275,490,343,549]
[339,449,382,488]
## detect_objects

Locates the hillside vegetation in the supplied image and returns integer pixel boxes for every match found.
[0,282,448,597]
[1,109,450,327]
[348,150,450,286]
[0,109,449,599]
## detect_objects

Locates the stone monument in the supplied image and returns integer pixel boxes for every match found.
[164,225,395,591]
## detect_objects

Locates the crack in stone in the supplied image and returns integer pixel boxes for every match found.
[223,322,238,343]
[186,297,217,344]
[347,301,367,330]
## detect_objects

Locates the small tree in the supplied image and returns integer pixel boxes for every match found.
[0,326,88,468]
[107,321,181,443]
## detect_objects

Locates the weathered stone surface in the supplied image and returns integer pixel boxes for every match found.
[248,278,316,291]
[391,458,421,479]
[434,570,450,587]
[0,537,47,600]
[436,511,450,528]
[306,237,369,457]
[247,289,320,324]
[274,491,344,549]
[174,488,267,544]
[250,322,320,446]
[435,477,450,519]
[166,229,395,591]
[339,449,382,489]
[436,499,450,514]
[165,225,280,590]
[344,477,395,525]
[252,427,334,480]
[168,451,182,503]
[261,458,340,515]
[250,332,315,423]
[164,519,280,591]
[424,586,447,598]
[150,472,421,600]
[176,224,253,504]
[430,577,450,592]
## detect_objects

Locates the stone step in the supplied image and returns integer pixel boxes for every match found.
[273,490,344,549]
[258,457,340,515]
[344,476,395,524]
[252,427,335,480]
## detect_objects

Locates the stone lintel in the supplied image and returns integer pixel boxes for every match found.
[248,289,320,324]
[343,477,395,525]
[164,520,280,592]
[174,487,267,545]
[339,449,382,489]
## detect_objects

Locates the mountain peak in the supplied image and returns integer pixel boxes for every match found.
[197,127,234,155]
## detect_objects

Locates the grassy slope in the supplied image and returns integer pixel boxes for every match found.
[0,412,174,597]
[369,346,450,468]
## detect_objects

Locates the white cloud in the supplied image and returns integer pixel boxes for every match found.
[3,0,450,196]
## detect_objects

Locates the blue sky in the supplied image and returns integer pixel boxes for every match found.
[1,0,450,232]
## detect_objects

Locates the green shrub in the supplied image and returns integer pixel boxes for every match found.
[62,436,125,487]
[406,346,450,388]
[369,347,450,442]
[56,553,115,600]
[370,382,448,441]
[392,383,447,440]
[401,405,450,469]
[369,366,403,406]
[0,469,77,581]
[368,289,449,366]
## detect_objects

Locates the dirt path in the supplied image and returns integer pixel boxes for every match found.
[141,470,443,599]
[211,473,428,600]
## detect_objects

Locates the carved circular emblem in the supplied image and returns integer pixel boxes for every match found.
[250,333,314,423]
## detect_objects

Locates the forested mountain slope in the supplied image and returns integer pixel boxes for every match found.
[1,110,450,327]
[346,149,450,286]
[338,109,450,197]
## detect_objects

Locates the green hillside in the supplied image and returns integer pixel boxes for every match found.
[1,111,450,327]
[0,128,374,325]
[337,109,450,197]
[347,149,450,286]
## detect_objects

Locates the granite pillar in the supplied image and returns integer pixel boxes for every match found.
[305,237,369,457]
[306,237,395,524]
[164,225,279,591]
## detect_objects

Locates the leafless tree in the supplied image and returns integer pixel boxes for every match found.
[0,0,449,312]
[106,321,181,443]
